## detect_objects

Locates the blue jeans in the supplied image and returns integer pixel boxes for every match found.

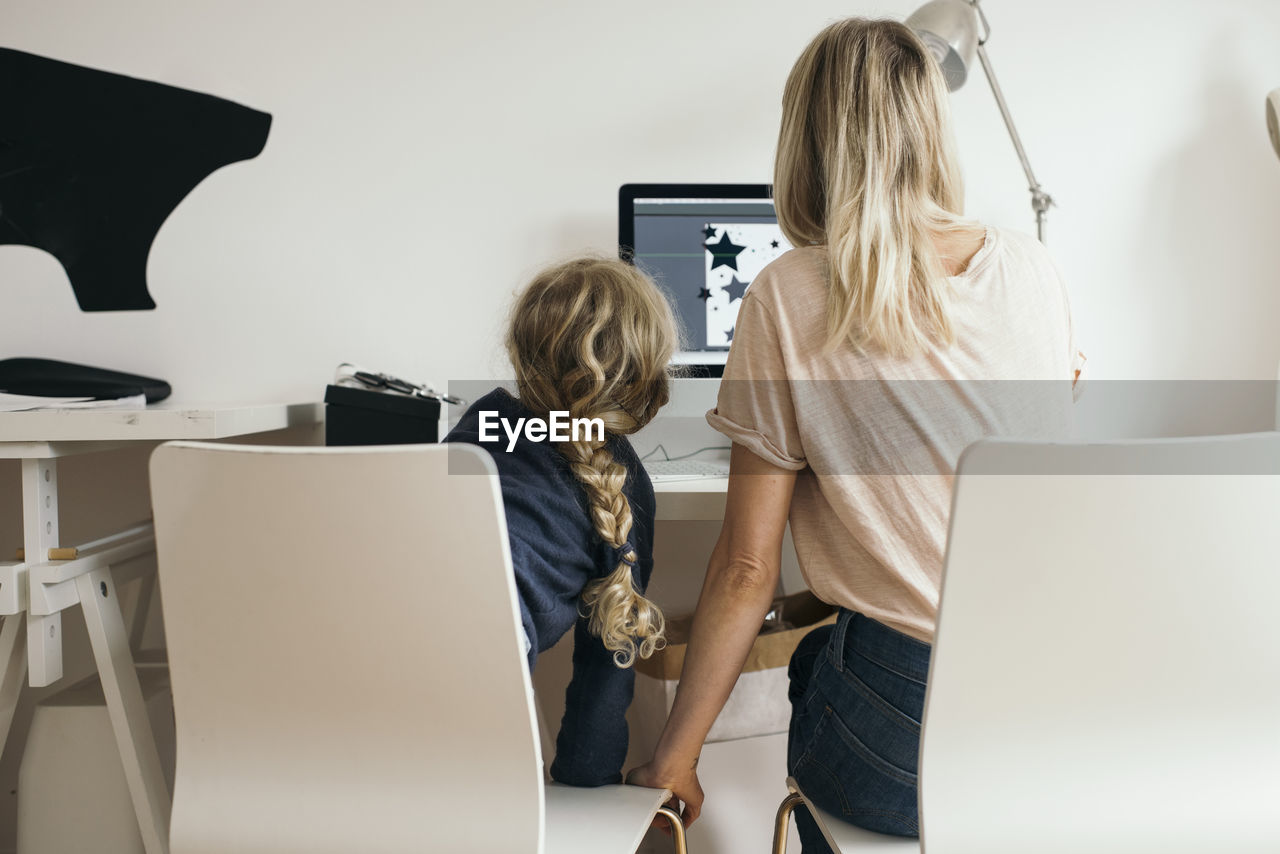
[787,609,932,851]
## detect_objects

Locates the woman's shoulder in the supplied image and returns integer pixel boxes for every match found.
[732,246,830,342]
[984,225,1057,272]
[979,226,1069,307]
[749,245,828,301]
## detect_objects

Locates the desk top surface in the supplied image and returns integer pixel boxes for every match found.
[651,476,728,493]
[0,401,323,457]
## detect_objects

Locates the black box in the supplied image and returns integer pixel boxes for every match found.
[324,384,441,446]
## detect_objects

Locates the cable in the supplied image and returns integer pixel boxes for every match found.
[639,443,731,463]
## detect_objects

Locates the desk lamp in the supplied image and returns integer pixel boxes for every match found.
[906,0,1054,241]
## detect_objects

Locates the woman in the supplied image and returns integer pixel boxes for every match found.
[628,17,1083,849]
[446,255,677,786]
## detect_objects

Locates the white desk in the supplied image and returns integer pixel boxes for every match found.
[652,476,728,521]
[0,402,322,854]
[0,400,323,450]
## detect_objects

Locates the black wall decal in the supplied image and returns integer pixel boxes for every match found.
[0,48,271,311]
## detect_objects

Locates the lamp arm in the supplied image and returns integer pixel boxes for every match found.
[974,42,1054,242]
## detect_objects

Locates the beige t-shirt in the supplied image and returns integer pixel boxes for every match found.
[707,227,1083,643]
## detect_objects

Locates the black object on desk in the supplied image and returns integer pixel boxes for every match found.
[0,358,171,403]
[324,385,440,446]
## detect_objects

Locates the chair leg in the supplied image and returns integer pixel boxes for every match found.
[656,805,689,854]
[773,792,804,854]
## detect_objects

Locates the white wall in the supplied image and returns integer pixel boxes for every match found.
[2,0,1278,421]
[1,3,1278,849]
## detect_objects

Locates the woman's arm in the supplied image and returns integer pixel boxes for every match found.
[628,443,797,826]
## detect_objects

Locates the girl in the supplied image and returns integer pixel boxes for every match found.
[446,255,677,786]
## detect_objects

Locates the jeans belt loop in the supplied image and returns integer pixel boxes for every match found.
[830,608,853,672]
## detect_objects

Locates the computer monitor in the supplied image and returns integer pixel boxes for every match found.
[619,183,794,376]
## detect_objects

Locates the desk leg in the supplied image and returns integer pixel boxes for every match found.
[22,459,62,688]
[77,566,171,854]
[0,614,27,747]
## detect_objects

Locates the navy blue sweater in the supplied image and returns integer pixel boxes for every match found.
[444,388,655,786]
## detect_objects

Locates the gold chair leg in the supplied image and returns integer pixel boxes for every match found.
[656,805,689,854]
[773,792,805,854]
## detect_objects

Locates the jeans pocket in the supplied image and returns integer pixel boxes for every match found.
[836,662,924,736]
[792,705,920,837]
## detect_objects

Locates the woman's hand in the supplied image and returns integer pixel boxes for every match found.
[626,756,705,828]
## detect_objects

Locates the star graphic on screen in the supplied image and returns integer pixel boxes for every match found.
[722,275,749,303]
[703,224,718,239]
[696,286,712,301]
[725,325,735,342]
[705,231,746,271]
[770,239,780,249]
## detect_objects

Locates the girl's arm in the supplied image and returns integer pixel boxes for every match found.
[549,614,635,786]
[627,443,797,826]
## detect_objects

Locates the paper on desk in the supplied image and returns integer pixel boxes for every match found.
[0,392,91,411]
[55,394,147,410]
[0,392,146,412]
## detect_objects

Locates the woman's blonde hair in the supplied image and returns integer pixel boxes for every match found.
[506,256,677,667]
[774,17,972,357]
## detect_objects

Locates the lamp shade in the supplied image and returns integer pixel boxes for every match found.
[1268,88,1280,161]
[906,0,979,91]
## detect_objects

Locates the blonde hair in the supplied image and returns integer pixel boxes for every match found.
[506,256,677,667]
[774,17,972,357]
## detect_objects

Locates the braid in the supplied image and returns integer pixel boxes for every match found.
[559,435,664,668]
[562,438,632,547]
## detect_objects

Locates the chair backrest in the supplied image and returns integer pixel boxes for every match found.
[150,442,543,854]
[921,433,1280,854]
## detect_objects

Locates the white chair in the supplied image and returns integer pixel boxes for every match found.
[150,441,686,854]
[773,778,916,853]
[775,432,1280,853]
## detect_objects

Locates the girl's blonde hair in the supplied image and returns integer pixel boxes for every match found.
[774,17,972,357]
[506,256,677,667]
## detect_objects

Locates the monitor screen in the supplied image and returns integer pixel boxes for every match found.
[619,184,794,374]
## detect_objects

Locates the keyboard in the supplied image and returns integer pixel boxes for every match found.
[644,458,731,482]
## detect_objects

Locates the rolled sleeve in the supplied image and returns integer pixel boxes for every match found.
[706,292,806,469]
[706,407,805,470]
